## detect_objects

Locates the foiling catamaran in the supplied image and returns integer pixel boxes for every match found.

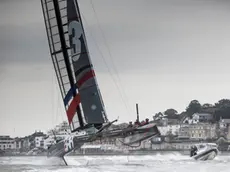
[40,0,160,165]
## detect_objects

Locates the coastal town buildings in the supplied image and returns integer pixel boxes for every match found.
[158,125,180,136]
[0,136,15,150]
[35,136,45,148]
[178,124,190,139]
[2,111,230,155]
[189,123,217,140]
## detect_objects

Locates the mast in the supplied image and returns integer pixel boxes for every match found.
[136,103,139,122]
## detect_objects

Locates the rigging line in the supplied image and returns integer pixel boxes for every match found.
[54,72,60,125]
[81,14,132,117]
[90,0,133,115]
[51,69,55,127]
[53,70,65,124]
[51,67,62,124]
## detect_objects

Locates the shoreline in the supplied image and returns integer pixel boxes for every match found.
[1,150,230,157]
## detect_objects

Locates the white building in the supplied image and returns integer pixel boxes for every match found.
[0,136,15,150]
[183,114,199,124]
[43,131,70,150]
[189,123,217,139]
[158,125,180,135]
[14,138,23,150]
[219,118,230,129]
[55,121,70,133]
[35,136,44,148]
[183,113,213,124]
[43,136,56,149]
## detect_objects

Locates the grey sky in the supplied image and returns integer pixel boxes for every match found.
[1,0,230,137]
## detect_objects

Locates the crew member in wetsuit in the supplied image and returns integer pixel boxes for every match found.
[193,146,198,155]
[127,121,134,135]
[190,146,194,157]
[134,119,141,127]
[128,121,133,128]
[190,146,198,156]
[145,118,149,124]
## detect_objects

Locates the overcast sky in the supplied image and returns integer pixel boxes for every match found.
[1,0,230,137]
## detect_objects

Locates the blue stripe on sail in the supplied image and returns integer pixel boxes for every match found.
[64,85,76,106]
[63,65,91,106]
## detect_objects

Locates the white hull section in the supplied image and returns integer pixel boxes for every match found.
[192,148,218,161]
[191,143,218,161]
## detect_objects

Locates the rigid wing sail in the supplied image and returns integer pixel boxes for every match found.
[40,0,160,165]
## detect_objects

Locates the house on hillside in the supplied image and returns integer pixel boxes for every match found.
[161,115,181,125]
[183,114,199,124]
[183,113,213,124]
[198,113,213,122]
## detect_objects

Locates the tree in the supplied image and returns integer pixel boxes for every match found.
[201,103,215,114]
[153,112,163,120]
[164,108,178,116]
[202,103,213,108]
[215,99,230,109]
[214,99,230,120]
[186,100,201,118]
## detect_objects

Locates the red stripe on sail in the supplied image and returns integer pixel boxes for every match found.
[77,70,95,88]
[66,94,80,124]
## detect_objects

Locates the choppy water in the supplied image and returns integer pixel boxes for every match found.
[0,153,230,172]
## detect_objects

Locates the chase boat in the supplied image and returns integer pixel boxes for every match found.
[190,143,218,161]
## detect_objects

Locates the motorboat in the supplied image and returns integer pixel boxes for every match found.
[190,143,218,161]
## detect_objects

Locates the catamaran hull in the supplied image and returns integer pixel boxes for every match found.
[47,138,84,157]
[121,124,160,145]
[192,148,218,161]
[47,123,160,158]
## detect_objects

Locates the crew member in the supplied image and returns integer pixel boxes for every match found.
[128,121,133,128]
[145,118,149,124]
[190,146,198,157]
[134,119,141,126]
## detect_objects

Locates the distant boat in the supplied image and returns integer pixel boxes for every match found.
[40,0,160,165]
[190,143,218,161]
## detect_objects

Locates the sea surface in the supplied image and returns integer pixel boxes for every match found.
[0,153,230,172]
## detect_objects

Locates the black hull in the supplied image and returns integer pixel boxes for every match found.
[47,124,160,158]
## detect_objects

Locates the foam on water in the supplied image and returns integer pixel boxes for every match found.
[0,153,230,172]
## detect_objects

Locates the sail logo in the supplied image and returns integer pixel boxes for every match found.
[64,136,74,152]
[68,21,83,62]
[91,104,97,111]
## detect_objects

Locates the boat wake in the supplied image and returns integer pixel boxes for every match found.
[1,153,227,167]
[1,154,230,172]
